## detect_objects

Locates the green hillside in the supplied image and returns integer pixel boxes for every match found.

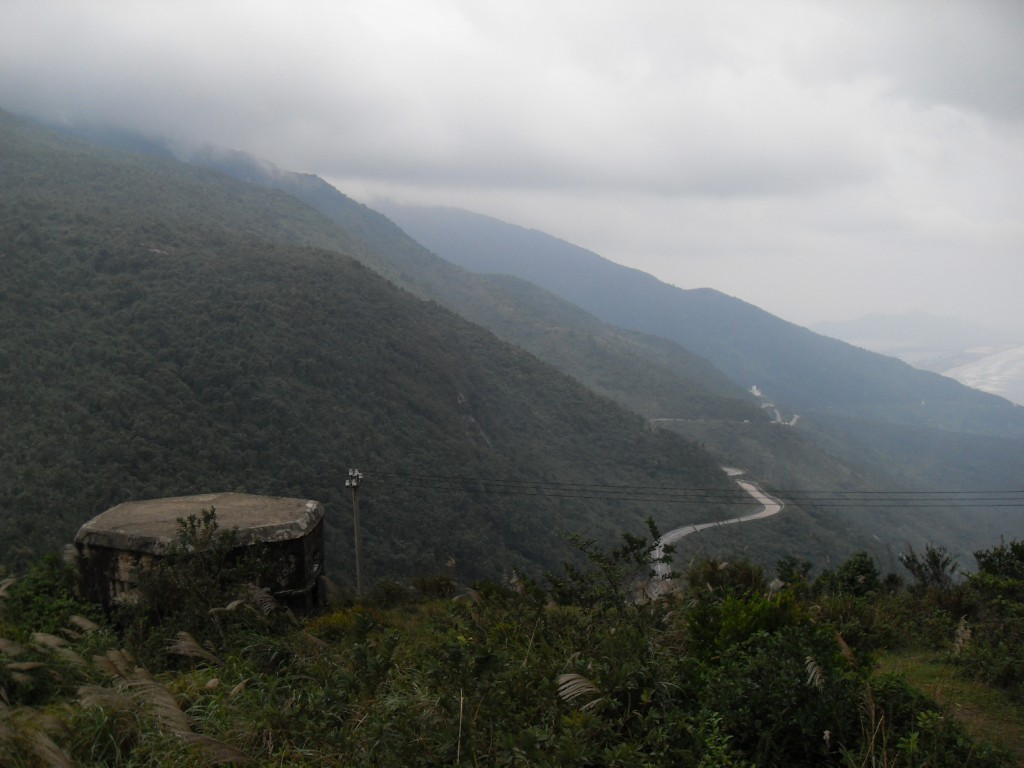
[22,114,1020,573]
[186,146,763,426]
[380,203,1024,436]
[3,531,1023,767]
[0,110,741,580]
[210,152,1024,558]
[4,114,1022,766]
[376,203,1024,548]
[181,146,1006,561]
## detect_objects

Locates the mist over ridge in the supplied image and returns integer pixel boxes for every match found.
[811,312,1024,406]
[3,106,1023,579]
[2,1,1022,335]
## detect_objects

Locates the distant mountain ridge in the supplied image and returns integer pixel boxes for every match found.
[372,202,1024,550]
[378,203,1024,435]
[944,346,1024,407]
[182,144,766,424]
[811,312,1024,406]
[0,109,748,579]
[177,145,1024,555]
[35,116,1024,560]
[811,312,1018,355]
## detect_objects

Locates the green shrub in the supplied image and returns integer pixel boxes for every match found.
[0,555,94,636]
[686,556,767,599]
[846,674,1009,767]
[959,539,1024,701]
[699,624,866,766]
[816,552,881,598]
[116,508,292,666]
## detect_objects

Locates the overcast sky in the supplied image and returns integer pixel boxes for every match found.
[3,1,1022,333]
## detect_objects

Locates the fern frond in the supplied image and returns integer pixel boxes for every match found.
[93,649,136,680]
[0,638,27,657]
[953,616,972,656]
[241,584,280,616]
[556,673,604,711]
[182,732,255,765]
[0,576,15,598]
[31,633,67,650]
[24,727,74,768]
[124,679,191,734]
[3,706,73,768]
[167,632,222,665]
[91,654,120,679]
[79,684,132,712]
[835,632,855,662]
[132,665,156,682]
[299,631,329,650]
[804,656,825,691]
[68,615,100,633]
[53,647,85,666]
[82,659,252,762]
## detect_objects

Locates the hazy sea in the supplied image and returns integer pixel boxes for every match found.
[944,345,1024,407]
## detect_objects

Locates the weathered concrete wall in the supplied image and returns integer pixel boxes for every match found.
[74,493,325,610]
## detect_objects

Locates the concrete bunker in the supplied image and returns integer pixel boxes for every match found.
[74,492,325,610]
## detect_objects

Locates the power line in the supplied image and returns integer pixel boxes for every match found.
[371,471,1024,509]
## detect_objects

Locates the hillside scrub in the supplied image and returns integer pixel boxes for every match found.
[5,107,1018,585]
[0,109,735,580]
[958,539,1024,702]
[2,529,1020,766]
[2,110,1022,764]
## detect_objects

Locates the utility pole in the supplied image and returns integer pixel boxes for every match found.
[346,468,364,596]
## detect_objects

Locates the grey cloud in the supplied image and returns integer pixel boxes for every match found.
[790,1,1024,120]
[0,0,1021,333]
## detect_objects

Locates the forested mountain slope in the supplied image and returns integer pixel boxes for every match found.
[377,203,1024,546]
[184,146,762,426]
[381,204,1024,438]
[37,118,1023,563]
[0,110,745,579]
[176,144,1024,559]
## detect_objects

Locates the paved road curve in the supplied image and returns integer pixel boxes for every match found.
[651,468,784,580]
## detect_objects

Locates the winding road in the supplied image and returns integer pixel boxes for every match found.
[651,467,785,579]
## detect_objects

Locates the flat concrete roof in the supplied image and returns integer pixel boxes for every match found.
[75,493,324,555]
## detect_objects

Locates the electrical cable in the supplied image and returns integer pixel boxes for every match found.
[369,471,1024,509]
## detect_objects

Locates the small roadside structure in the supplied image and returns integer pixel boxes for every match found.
[74,492,325,610]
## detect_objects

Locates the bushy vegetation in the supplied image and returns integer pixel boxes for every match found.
[0,109,735,581]
[2,525,1021,766]
[958,540,1024,701]
[2,110,1022,764]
